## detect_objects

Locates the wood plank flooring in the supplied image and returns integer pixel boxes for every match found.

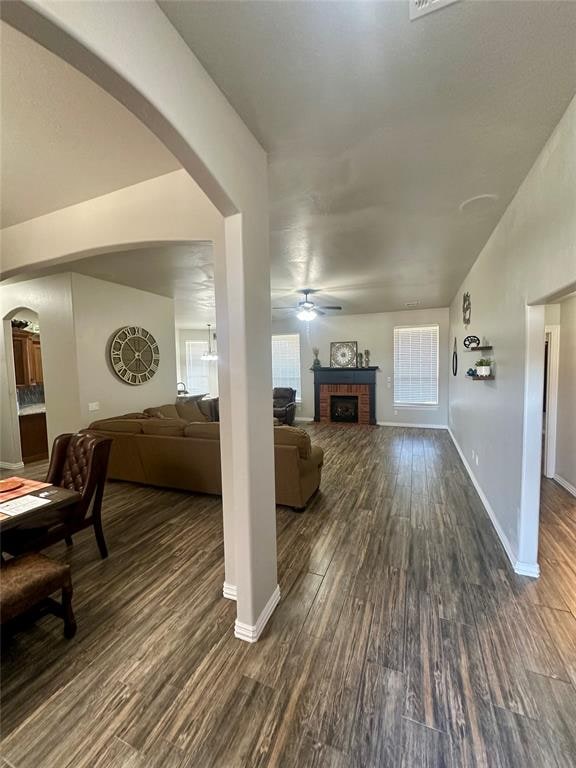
[2,424,576,767]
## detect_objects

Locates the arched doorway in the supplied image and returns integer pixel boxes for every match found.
[1,0,278,639]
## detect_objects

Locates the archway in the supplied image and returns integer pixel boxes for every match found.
[1,0,278,638]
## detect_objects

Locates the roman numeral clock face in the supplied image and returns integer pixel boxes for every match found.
[109,326,160,385]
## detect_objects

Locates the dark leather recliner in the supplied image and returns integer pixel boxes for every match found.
[2,433,113,559]
[273,387,297,426]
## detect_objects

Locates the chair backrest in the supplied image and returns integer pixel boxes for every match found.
[47,433,112,519]
[273,387,296,406]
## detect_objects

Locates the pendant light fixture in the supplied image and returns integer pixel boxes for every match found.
[201,323,218,361]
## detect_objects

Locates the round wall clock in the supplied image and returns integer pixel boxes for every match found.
[109,326,160,385]
[330,341,358,368]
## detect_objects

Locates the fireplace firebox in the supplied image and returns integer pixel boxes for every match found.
[330,395,358,423]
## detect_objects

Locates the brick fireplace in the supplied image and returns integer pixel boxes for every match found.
[312,367,379,425]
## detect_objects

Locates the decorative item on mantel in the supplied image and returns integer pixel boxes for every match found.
[364,349,370,367]
[330,341,358,368]
[357,352,363,368]
[312,347,321,368]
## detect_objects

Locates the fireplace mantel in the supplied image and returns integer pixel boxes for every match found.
[312,366,379,425]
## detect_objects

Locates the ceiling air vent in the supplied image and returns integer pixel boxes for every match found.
[410,0,461,21]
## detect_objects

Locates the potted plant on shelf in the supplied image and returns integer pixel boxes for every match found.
[475,358,492,377]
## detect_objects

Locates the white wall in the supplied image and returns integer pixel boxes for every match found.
[556,295,576,491]
[545,304,561,325]
[71,274,177,423]
[273,308,449,426]
[448,96,576,561]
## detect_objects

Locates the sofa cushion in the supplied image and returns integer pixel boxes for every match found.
[88,418,144,434]
[183,422,221,440]
[144,404,180,420]
[175,400,209,423]
[141,419,187,437]
[273,426,311,459]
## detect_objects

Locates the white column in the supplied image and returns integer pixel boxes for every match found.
[225,214,279,641]
[212,240,237,600]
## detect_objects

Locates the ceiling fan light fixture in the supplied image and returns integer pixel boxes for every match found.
[297,308,317,322]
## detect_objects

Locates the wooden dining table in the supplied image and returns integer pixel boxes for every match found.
[0,486,81,533]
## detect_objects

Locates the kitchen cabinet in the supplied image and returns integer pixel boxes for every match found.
[12,330,43,386]
[19,411,48,463]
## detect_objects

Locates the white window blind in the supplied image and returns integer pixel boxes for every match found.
[185,341,209,395]
[271,334,301,400]
[394,325,439,406]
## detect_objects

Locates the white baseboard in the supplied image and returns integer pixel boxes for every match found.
[377,422,448,430]
[234,585,281,643]
[0,461,25,470]
[294,417,314,424]
[222,581,237,600]
[514,561,541,578]
[448,429,540,579]
[554,474,576,498]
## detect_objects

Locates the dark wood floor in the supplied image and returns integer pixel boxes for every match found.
[2,425,576,767]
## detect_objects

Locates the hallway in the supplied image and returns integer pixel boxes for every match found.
[2,425,576,767]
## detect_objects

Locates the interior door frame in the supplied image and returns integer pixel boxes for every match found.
[543,324,560,478]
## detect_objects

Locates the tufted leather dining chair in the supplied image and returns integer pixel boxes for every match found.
[3,433,113,559]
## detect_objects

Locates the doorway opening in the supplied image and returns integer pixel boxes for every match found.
[9,310,48,463]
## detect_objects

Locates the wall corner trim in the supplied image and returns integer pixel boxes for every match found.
[448,429,540,579]
[553,474,576,499]
[234,585,281,643]
[0,461,25,470]
[222,582,237,600]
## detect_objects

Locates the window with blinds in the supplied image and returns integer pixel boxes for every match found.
[393,325,439,406]
[185,340,209,395]
[271,334,301,400]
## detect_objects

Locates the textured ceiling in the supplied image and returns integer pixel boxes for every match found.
[0,22,180,228]
[161,0,576,313]
[17,244,216,329]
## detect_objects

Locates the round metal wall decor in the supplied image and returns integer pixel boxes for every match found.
[109,326,159,385]
[452,338,458,376]
[463,335,480,349]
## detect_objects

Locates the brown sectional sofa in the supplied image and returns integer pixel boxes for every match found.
[86,404,323,509]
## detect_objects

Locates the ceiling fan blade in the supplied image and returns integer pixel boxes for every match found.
[316,309,326,316]
[318,305,342,311]
[271,306,297,310]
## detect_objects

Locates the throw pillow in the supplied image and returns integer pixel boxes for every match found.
[175,399,209,423]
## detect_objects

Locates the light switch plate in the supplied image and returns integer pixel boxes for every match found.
[88,402,100,412]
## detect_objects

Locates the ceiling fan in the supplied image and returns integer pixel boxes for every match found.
[272,289,342,321]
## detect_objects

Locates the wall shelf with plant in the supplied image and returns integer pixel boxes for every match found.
[466,356,495,380]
